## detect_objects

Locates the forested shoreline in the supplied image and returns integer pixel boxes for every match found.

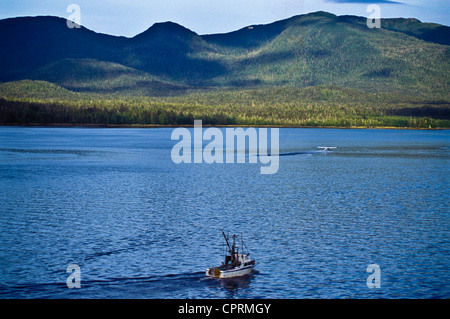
[1,85,449,128]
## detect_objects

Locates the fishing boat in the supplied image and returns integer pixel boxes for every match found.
[206,231,256,279]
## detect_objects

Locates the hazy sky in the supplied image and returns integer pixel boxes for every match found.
[0,0,448,37]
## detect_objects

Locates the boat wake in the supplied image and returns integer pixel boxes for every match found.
[259,150,334,157]
[0,270,258,299]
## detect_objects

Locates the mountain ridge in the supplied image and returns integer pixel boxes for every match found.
[0,11,449,98]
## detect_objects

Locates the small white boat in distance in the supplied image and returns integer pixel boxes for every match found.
[206,231,256,279]
[318,146,337,151]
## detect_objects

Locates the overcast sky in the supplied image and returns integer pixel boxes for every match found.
[0,0,448,37]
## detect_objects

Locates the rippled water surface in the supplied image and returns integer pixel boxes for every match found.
[0,127,448,298]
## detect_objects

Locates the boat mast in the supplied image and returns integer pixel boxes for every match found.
[222,230,231,253]
[221,231,240,267]
[222,230,232,265]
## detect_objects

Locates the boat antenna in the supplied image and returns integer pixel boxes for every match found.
[242,234,250,255]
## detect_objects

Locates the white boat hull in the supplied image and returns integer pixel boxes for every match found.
[206,265,254,279]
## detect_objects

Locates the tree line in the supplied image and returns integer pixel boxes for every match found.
[0,85,449,128]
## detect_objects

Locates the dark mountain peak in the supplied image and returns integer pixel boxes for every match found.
[304,11,337,18]
[202,17,286,48]
[202,11,340,49]
[291,11,337,22]
[0,15,65,27]
[0,15,124,81]
[134,21,198,39]
[382,17,450,45]
[0,15,91,37]
[0,15,124,41]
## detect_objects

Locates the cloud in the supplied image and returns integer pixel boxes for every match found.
[325,0,402,3]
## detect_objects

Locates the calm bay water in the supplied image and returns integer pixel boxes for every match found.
[0,127,448,299]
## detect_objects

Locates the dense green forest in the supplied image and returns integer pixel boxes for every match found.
[1,81,448,128]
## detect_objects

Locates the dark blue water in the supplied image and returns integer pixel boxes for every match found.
[0,127,448,299]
